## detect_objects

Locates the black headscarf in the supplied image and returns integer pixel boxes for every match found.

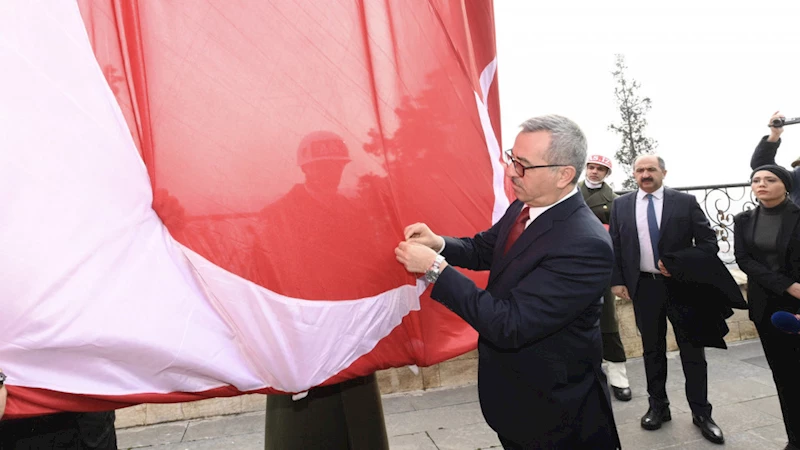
[751,164,793,193]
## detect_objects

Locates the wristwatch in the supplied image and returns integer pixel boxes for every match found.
[0,370,6,388]
[425,255,446,283]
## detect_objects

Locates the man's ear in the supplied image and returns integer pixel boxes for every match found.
[557,166,577,189]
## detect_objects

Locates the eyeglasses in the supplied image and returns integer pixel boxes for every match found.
[504,150,568,177]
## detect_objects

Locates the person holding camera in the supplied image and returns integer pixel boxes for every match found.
[751,111,800,205]
[733,165,800,450]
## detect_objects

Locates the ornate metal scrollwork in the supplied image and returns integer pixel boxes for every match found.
[676,183,755,263]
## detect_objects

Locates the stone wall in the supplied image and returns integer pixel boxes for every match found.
[116,268,755,428]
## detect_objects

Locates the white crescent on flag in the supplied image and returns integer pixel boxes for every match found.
[0,0,506,418]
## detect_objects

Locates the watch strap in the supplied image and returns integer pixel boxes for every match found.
[425,255,445,283]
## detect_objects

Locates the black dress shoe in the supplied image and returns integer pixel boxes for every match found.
[611,386,632,401]
[640,407,671,430]
[692,415,724,444]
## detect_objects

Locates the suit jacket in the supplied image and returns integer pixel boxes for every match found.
[609,188,719,298]
[734,201,800,325]
[431,193,619,448]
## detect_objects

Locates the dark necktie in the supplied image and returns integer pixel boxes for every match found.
[504,206,530,255]
[646,194,660,267]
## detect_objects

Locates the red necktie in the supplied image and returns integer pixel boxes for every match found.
[503,206,530,255]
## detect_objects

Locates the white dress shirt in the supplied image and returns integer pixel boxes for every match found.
[524,187,579,228]
[636,186,664,273]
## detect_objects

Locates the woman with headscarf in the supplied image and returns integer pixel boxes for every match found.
[734,164,800,450]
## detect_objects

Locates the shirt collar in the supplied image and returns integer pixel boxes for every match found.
[526,186,579,221]
[637,185,665,201]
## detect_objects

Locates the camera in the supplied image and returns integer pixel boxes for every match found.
[771,116,800,127]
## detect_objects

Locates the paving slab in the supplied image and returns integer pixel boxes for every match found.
[741,354,770,370]
[117,422,187,449]
[740,396,784,420]
[387,432,438,450]
[384,401,485,437]
[667,430,773,450]
[406,384,479,411]
[747,422,790,448]
[427,421,502,450]
[706,377,778,406]
[183,412,264,442]
[381,395,416,415]
[707,401,782,435]
[149,433,263,450]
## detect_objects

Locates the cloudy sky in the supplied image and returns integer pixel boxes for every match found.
[494,0,800,188]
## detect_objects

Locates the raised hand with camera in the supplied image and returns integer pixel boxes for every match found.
[769,111,800,133]
[751,111,800,206]
[768,111,785,142]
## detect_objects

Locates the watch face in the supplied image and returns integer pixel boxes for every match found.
[0,371,6,386]
[425,271,438,284]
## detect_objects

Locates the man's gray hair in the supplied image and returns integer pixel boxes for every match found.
[519,115,587,184]
[634,154,666,171]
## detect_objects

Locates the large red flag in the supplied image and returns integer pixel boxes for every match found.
[0,1,506,418]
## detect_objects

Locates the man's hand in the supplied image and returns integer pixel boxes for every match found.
[611,285,631,301]
[657,260,672,277]
[395,241,447,274]
[768,110,785,142]
[786,282,800,300]
[404,223,444,251]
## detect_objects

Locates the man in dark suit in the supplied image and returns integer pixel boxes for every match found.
[608,155,725,444]
[395,115,620,449]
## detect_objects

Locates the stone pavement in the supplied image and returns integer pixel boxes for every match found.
[116,339,789,450]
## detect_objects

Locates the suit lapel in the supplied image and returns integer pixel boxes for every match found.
[628,192,640,257]
[489,194,580,285]
[660,188,675,234]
